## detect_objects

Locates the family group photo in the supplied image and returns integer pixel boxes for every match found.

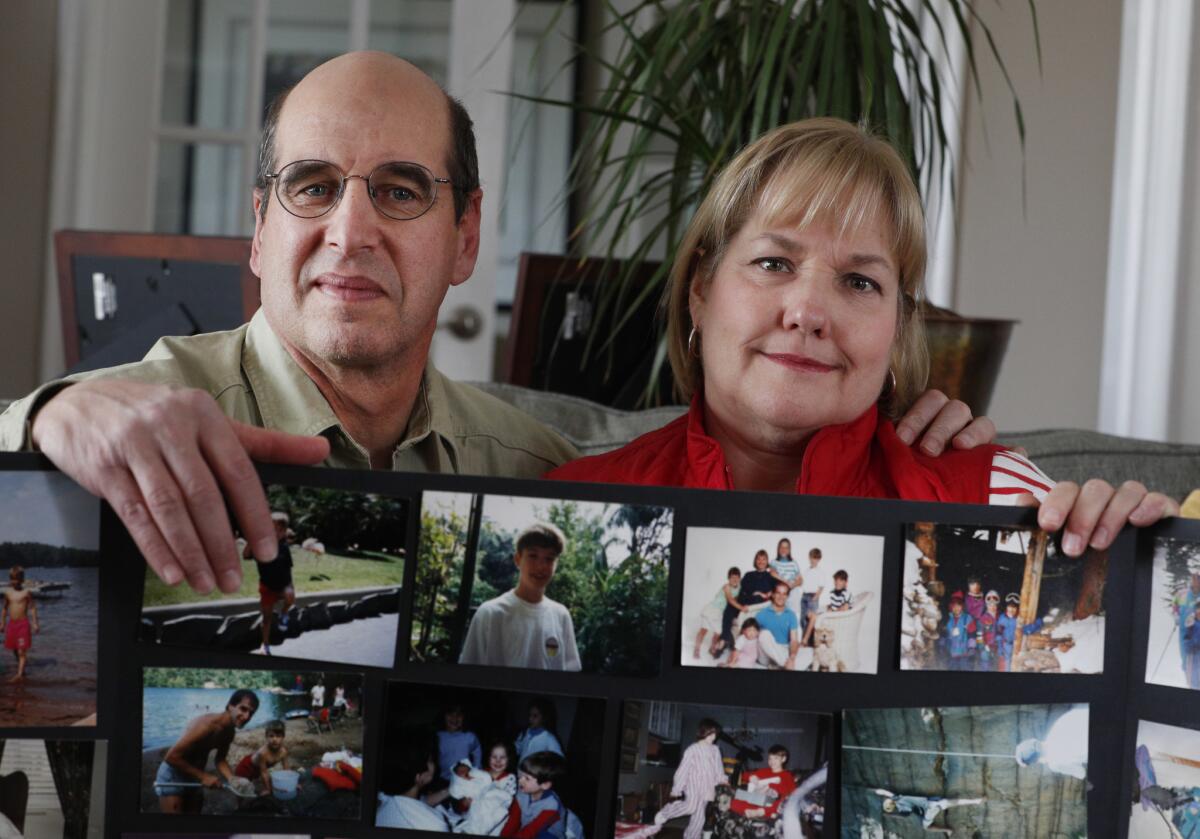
[681,528,883,673]
[140,667,363,819]
[410,490,673,676]
[140,484,406,667]
[841,704,1088,837]
[613,700,828,839]
[375,681,605,834]
[0,470,99,728]
[901,522,1106,674]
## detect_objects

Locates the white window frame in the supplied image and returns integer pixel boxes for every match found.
[1098,0,1194,440]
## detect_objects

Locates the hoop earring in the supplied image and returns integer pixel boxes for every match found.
[688,327,701,358]
[880,368,897,400]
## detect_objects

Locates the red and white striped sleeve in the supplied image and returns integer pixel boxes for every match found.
[988,450,1054,505]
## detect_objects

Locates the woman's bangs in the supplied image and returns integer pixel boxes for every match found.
[756,151,900,252]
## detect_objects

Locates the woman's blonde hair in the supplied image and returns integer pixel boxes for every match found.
[665,117,929,417]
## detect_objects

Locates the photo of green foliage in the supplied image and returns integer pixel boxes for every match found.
[143,484,406,607]
[410,491,673,676]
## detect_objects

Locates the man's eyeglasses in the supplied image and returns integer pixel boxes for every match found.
[265,159,460,221]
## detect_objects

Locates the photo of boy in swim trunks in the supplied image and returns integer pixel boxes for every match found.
[2,565,39,682]
[234,718,290,797]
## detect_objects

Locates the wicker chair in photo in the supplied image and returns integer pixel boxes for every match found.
[810,592,874,672]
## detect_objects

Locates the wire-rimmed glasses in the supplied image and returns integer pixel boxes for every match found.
[266,159,458,221]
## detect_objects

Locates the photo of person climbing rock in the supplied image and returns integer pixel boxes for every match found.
[842,704,1088,837]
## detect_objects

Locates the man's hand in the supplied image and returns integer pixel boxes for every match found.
[895,389,997,455]
[201,772,224,789]
[1017,480,1179,556]
[31,379,330,592]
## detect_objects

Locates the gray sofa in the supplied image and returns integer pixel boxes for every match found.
[6,387,1200,500]
[473,383,1200,501]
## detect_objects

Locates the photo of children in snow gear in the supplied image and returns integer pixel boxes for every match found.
[901,522,1106,674]
[374,681,604,835]
[140,667,363,819]
[1129,720,1200,837]
[141,484,406,668]
[842,704,1088,837]
[0,470,99,727]
[410,491,672,677]
[613,701,828,839]
[680,528,883,673]
[1143,537,1200,690]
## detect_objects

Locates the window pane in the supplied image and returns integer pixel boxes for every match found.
[496,3,577,305]
[160,0,252,132]
[367,0,453,85]
[155,141,247,236]
[263,0,353,111]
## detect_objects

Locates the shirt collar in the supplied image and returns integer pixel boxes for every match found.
[242,310,461,466]
[242,310,341,439]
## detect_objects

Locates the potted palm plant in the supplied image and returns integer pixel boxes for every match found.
[517,0,1036,410]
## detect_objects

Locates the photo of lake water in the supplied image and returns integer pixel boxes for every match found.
[0,565,98,726]
[0,470,100,727]
[142,687,311,751]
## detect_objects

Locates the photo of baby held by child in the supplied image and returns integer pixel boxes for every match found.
[375,682,605,836]
[680,528,883,673]
[901,522,1107,674]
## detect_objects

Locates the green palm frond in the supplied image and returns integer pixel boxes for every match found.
[516,0,1038,405]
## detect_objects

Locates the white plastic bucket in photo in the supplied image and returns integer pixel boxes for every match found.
[271,769,300,800]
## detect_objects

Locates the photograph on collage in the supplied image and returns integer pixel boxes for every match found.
[1144,536,1200,690]
[141,484,405,667]
[0,738,106,838]
[140,667,363,819]
[375,681,605,835]
[842,704,1088,837]
[1130,719,1200,837]
[901,522,1106,674]
[680,527,883,673]
[0,470,99,727]
[613,700,828,839]
[409,490,673,676]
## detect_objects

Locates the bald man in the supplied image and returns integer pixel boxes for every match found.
[0,53,990,593]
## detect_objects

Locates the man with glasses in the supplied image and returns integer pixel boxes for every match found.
[0,52,990,594]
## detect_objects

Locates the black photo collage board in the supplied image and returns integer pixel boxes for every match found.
[0,451,1194,839]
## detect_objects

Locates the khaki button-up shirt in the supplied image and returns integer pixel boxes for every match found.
[0,310,580,478]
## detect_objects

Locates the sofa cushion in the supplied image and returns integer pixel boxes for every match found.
[996,429,1200,501]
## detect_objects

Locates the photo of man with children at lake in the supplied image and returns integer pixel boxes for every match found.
[0,470,99,727]
[680,528,883,673]
[140,484,405,668]
[410,491,673,676]
[140,667,363,819]
[901,522,1106,674]
[375,682,604,834]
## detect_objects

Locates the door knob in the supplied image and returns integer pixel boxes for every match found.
[437,305,483,340]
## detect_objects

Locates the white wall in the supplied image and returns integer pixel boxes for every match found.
[0,3,56,395]
[1170,9,1200,445]
[954,0,1123,433]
